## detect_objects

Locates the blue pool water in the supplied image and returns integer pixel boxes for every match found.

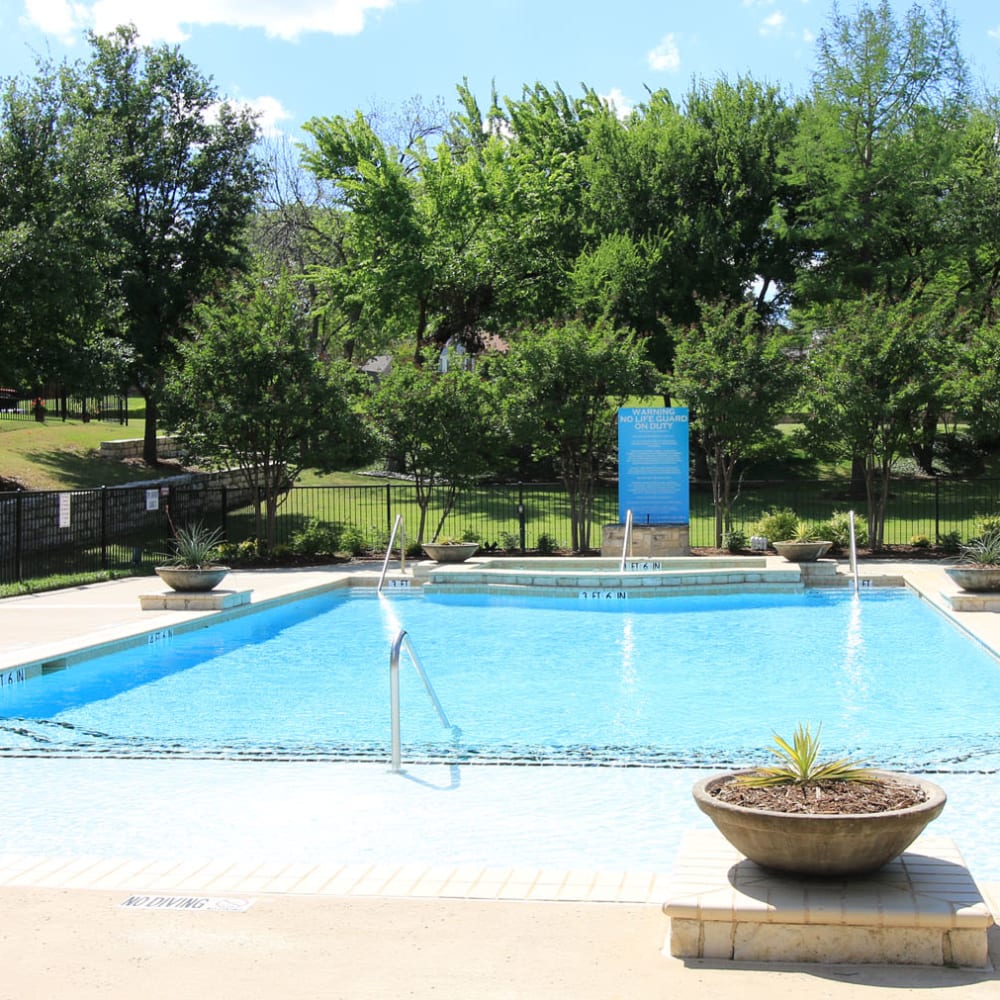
[2,587,999,773]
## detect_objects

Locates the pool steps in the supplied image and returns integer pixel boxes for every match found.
[414,555,855,599]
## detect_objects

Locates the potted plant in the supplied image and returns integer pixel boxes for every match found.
[155,521,230,592]
[944,529,1000,592]
[420,536,480,563]
[772,521,833,563]
[692,724,946,876]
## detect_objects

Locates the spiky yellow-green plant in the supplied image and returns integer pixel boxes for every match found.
[737,723,875,787]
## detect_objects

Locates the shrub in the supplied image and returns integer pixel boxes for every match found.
[722,528,747,552]
[939,530,962,554]
[536,533,559,555]
[753,508,799,543]
[817,510,868,550]
[973,513,1000,540]
[338,526,369,556]
[290,519,342,556]
[910,534,931,548]
[499,530,520,552]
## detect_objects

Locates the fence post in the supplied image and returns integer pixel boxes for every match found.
[100,485,109,569]
[221,486,228,540]
[517,482,526,554]
[14,492,23,583]
[934,476,940,544]
[386,483,392,535]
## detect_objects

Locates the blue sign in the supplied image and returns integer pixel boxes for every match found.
[617,407,689,524]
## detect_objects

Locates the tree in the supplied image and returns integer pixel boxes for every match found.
[575,78,800,374]
[0,64,112,391]
[495,318,656,552]
[161,273,371,550]
[301,109,495,366]
[797,295,942,549]
[668,299,800,547]
[788,0,970,304]
[366,363,501,544]
[74,25,261,464]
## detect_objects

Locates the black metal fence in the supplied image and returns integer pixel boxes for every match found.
[3,477,1000,585]
[0,391,128,424]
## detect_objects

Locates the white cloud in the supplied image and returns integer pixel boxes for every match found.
[989,26,1000,41]
[21,0,88,44]
[647,33,680,73]
[210,95,292,137]
[600,88,633,120]
[759,10,786,36]
[21,0,397,44]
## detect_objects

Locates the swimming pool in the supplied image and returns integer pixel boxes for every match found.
[2,587,999,773]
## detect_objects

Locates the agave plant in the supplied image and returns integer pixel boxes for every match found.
[792,520,821,542]
[158,521,225,568]
[737,723,875,788]
[957,529,1000,567]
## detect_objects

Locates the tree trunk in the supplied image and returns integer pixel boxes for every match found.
[142,392,159,465]
[911,406,938,476]
[849,453,867,500]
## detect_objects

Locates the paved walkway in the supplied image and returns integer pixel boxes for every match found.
[1,561,998,998]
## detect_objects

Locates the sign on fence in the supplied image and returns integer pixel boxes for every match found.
[58,492,71,528]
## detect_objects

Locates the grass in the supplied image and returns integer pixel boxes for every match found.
[0,410,396,491]
[0,411,154,490]
[0,568,143,599]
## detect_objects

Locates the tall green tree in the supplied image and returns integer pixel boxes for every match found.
[74,25,261,463]
[788,0,970,305]
[797,295,943,548]
[0,64,112,391]
[495,318,656,552]
[669,300,800,547]
[302,110,492,365]
[161,272,371,549]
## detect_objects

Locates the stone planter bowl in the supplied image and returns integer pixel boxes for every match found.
[772,540,833,563]
[154,566,230,592]
[693,770,947,877]
[944,566,1000,593]
[420,542,480,563]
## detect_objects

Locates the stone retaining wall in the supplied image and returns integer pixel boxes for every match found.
[99,437,180,460]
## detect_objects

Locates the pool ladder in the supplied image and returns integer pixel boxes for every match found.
[389,628,454,773]
[619,509,633,572]
[848,510,860,593]
[377,514,407,594]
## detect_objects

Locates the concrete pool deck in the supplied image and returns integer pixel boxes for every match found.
[1,558,999,997]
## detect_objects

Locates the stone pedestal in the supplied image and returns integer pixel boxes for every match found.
[665,830,993,968]
[139,589,252,612]
[601,523,689,558]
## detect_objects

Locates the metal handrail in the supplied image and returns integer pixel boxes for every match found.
[389,628,452,773]
[848,510,860,594]
[619,509,634,572]
[377,514,406,594]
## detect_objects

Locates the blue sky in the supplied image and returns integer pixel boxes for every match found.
[2,1,999,138]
